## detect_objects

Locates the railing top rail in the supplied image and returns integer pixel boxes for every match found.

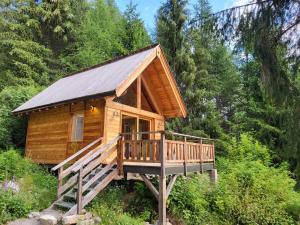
[51,137,103,171]
[165,131,215,141]
[72,135,121,173]
[121,130,164,135]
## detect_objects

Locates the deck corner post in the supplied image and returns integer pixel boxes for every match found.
[117,135,124,176]
[77,166,83,214]
[200,138,203,173]
[159,131,167,225]
[209,169,218,184]
[183,136,187,176]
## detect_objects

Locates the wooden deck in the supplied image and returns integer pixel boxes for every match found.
[51,130,216,225]
[118,130,215,176]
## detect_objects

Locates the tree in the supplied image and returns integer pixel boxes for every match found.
[123,1,151,51]
[0,0,52,90]
[62,0,128,71]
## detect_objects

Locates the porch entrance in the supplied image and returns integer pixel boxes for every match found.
[121,114,151,160]
[121,115,151,140]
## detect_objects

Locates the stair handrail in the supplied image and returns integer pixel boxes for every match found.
[72,135,121,173]
[52,137,103,171]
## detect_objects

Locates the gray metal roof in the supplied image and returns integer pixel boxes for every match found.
[13,45,157,113]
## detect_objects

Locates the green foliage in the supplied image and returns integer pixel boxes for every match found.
[0,85,41,149]
[0,150,57,224]
[169,135,300,225]
[224,134,271,166]
[0,190,31,224]
[88,185,144,225]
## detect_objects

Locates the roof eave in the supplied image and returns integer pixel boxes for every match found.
[12,90,116,115]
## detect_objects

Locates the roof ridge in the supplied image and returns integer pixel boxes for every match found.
[64,43,159,78]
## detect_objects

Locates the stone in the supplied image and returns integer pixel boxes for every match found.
[28,212,40,218]
[77,219,95,225]
[62,214,86,225]
[94,217,101,224]
[85,212,93,220]
[2,179,20,192]
[39,214,58,225]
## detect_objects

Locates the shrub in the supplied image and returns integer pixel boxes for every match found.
[0,150,57,223]
[88,185,144,225]
[168,134,300,225]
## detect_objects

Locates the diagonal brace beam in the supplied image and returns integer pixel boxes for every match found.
[166,175,178,198]
[140,174,159,201]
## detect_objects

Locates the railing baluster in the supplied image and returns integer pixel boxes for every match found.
[77,166,83,214]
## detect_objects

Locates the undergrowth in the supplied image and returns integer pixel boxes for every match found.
[0,150,57,224]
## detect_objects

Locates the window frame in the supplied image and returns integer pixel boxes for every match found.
[71,112,84,142]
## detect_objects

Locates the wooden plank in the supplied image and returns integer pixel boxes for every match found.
[116,48,157,97]
[166,175,178,198]
[76,167,83,214]
[140,174,159,201]
[52,137,102,171]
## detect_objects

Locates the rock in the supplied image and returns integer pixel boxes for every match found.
[28,212,40,218]
[77,219,95,225]
[39,214,58,225]
[85,212,93,220]
[2,179,19,192]
[62,214,86,225]
[94,217,101,224]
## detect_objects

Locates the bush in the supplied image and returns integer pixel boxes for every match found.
[0,85,41,149]
[0,150,57,223]
[88,185,144,225]
[168,134,300,225]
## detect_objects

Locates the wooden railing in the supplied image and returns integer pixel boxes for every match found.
[119,131,215,166]
[51,135,121,214]
[51,137,103,198]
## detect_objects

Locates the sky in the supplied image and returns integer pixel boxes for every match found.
[115,0,247,33]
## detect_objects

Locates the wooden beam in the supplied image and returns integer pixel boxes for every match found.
[140,174,159,201]
[157,48,187,117]
[166,175,178,198]
[159,132,167,225]
[105,100,164,120]
[137,76,141,109]
[116,48,158,97]
[141,76,162,115]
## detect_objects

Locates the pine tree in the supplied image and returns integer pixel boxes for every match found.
[156,0,198,135]
[123,1,151,51]
[0,0,52,89]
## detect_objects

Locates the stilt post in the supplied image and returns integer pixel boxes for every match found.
[159,131,167,225]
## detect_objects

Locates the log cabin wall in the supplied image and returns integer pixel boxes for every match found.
[25,99,105,164]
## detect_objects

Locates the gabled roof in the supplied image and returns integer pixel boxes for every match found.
[13,44,187,117]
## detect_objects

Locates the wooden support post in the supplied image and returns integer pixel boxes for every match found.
[209,169,218,184]
[183,137,187,176]
[57,167,63,198]
[200,138,203,173]
[140,174,159,201]
[159,131,167,225]
[117,135,124,176]
[77,167,83,214]
[137,76,141,109]
[166,175,178,198]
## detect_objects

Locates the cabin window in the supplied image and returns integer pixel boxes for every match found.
[72,113,84,141]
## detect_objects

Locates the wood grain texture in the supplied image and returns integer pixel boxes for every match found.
[25,99,105,164]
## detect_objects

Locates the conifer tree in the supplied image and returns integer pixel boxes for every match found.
[123,1,151,51]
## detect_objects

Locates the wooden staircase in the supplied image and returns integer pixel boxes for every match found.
[51,136,121,215]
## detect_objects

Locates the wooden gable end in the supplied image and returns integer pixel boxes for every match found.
[115,46,187,118]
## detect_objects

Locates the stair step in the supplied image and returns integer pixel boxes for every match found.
[64,192,77,201]
[54,200,74,209]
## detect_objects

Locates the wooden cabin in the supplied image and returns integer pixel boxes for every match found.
[13,44,216,225]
